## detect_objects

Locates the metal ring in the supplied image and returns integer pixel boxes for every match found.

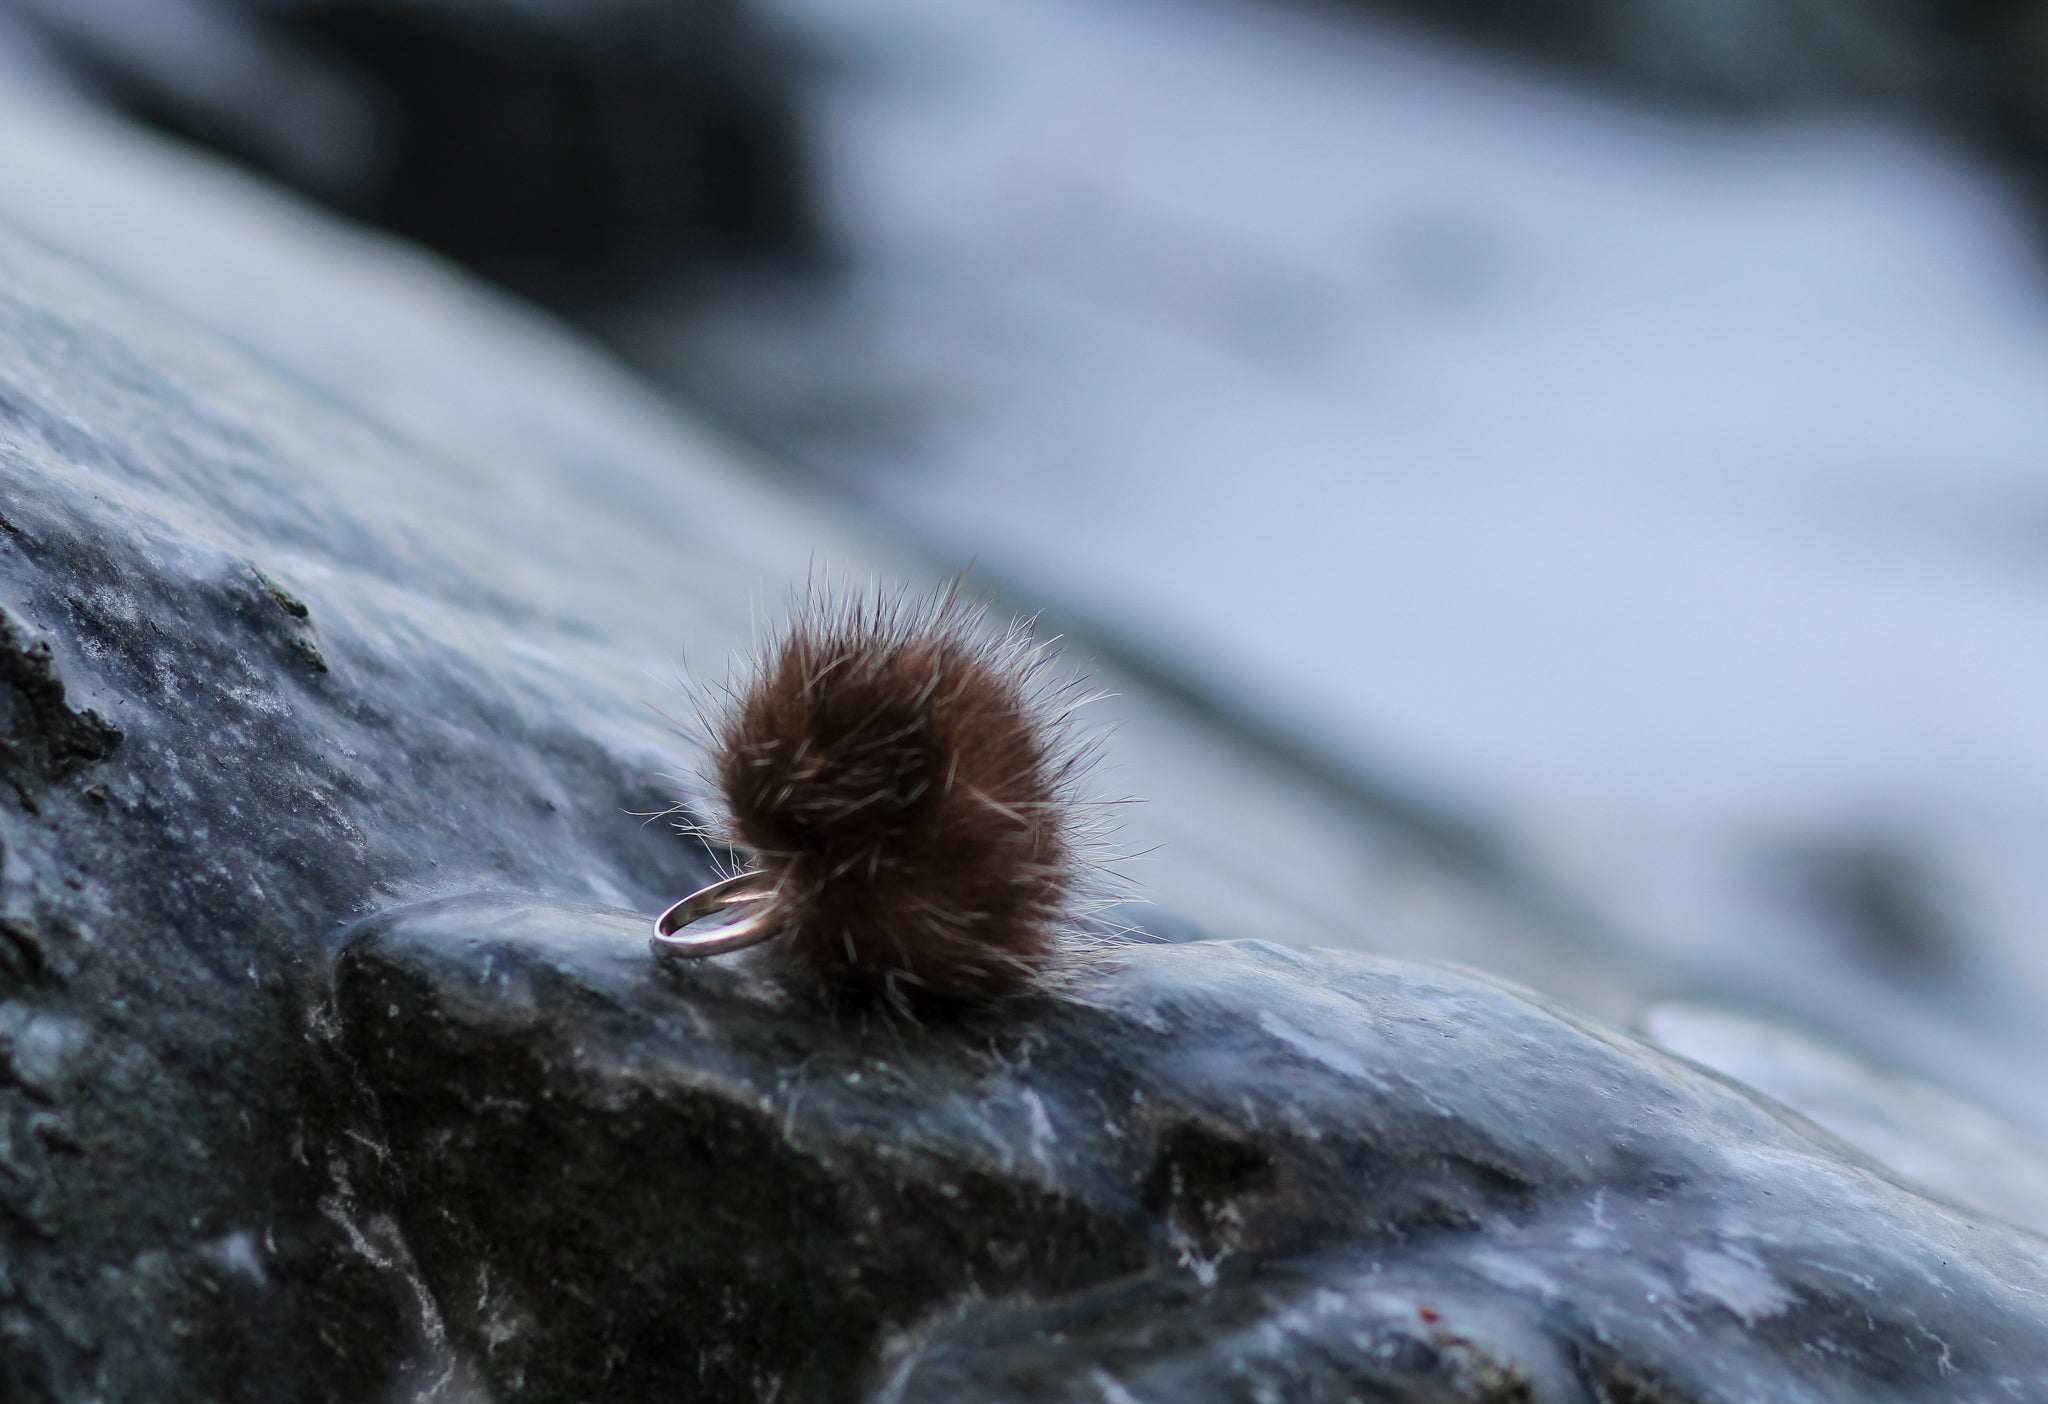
[650,870,781,959]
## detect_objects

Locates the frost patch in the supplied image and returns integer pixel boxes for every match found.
[1469,1250,1560,1299]
[1682,1247,1791,1324]
[200,1229,267,1285]
[1257,1011,1383,1087]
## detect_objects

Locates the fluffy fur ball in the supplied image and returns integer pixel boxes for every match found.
[706,589,1097,1006]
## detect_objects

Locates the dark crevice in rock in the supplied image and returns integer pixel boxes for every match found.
[231,561,330,676]
[1142,1121,1278,1261]
[1430,1330,1537,1404]
[1579,1352,1698,1404]
[0,608,119,810]
[0,917,51,994]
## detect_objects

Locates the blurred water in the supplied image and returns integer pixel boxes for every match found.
[632,0,2048,1135]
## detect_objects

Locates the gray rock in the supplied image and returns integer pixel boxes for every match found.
[0,155,748,1396]
[339,899,2048,1402]
[1642,1001,2048,1239]
[3,62,2047,1404]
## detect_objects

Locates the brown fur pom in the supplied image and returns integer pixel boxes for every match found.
[705,588,1098,1007]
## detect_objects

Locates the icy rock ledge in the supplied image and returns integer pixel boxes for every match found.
[340,898,2048,1403]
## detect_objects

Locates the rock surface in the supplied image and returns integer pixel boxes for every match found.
[340,898,2048,1402]
[0,223,719,1395]
[1642,1001,2048,1240]
[1,62,2047,1404]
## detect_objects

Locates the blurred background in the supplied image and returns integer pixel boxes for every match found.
[8,0,2048,1184]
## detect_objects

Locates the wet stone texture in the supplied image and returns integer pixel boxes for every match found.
[338,902,2048,1403]
[0,222,721,1397]
[0,85,2045,1404]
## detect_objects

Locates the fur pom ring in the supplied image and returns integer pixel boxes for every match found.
[653,586,1108,1008]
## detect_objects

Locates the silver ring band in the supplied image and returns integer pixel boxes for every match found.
[651,870,780,959]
